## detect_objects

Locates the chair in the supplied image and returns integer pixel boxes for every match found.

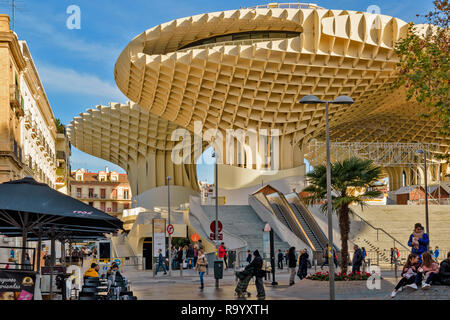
[79,295,97,300]
[81,286,98,294]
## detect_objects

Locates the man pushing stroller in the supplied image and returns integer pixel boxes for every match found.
[235,250,265,299]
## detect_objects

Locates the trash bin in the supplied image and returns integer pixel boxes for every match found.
[214,260,223,279]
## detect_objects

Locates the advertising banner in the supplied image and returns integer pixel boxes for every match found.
[153,218,166,257]
[0,270,36,300]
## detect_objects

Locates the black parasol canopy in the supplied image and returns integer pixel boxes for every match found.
[0,177,123,232]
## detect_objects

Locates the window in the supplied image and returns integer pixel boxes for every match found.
[88,188,94,198]
[88,201,94,207]
[112,202,118,213]
[100,188,106,199]
[112,189,117,199]
[100,202,106,211]
[111,174,118,182]
[123,189,129,200]
[76,174,83,181]
[123,203,129,210]
[76,188,82,198]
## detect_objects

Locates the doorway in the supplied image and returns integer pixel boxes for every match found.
[142,238,152,270]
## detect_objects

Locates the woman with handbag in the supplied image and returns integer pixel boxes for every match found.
[195,250,207,289]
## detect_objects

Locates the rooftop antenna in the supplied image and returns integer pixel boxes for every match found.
[0,0,26,31]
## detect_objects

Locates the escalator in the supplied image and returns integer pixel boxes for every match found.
[289,202,326,251]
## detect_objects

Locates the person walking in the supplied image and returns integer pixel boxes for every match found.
[182,245,188,269]
[24,253,32,271]
[408,223,429,262]
[297,249,309,280]
[195,250,207,290]
[218,242,226,268]
[186,244,194,269]
[277,249,284,269]
[177,246,183,269]
[391,253,421,298]
[284,249,289,265]
[193,245,199,268]
[223,245,228,270]
[288,247,297,286]
[247,250,265,299]
[155,249,167,275]
[390,248,395,264]
[352,245,363,273]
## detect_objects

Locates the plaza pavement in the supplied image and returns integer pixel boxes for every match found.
[81,262,449,300]
[120,266,405,300]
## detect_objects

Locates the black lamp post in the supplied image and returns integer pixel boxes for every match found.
[416,149,430,244]
[299,95,354,300]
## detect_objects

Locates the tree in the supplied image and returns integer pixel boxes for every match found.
[302,157,383,274]
[55,118,65,134]
[393,0,449,137]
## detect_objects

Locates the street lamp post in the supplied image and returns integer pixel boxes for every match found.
[299,95,354,301]
[212,151,220,288]
[416,149,430,244]
[167,176,172,276]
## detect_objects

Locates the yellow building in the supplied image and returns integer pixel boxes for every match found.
[0,14,57,186]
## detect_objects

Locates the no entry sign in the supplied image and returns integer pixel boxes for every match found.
[167,224,174,235]
[210,221,223,233]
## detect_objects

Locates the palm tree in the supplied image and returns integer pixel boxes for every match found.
[302,157,383,274]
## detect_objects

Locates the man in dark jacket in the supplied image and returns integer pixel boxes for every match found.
[288,247,297,285]
[245,250,265,298]
[277,249,284,269]
[352,245,363,273]
[439,251,450,285]
[298,249,309,280]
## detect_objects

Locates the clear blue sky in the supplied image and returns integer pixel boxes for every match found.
[4,0,435,181]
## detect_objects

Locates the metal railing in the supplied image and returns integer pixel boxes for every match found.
[350,211,409,251]
[408,198,450,205]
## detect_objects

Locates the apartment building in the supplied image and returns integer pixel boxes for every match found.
[69,167,132,218]
[0,14,57,186]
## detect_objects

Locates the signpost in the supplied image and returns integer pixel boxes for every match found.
[152,218,166,277]
[167,224,174,235]
[209,221,223,240]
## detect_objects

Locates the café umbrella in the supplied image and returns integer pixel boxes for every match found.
[0,177,123,298]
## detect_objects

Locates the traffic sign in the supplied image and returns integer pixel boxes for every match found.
[209,233,223,240]
[167,224,174,235]
[191,233,199,242]
[210,221,223,233]
[114,258,121,266]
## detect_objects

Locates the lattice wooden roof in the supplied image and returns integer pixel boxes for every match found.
[113,6,449,153]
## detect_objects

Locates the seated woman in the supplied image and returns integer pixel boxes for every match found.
[391,253,420,298]
[418,251,439,289]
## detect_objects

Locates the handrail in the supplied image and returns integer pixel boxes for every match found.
[349,211,409,251]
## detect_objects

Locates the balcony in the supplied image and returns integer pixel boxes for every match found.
[24,113,32,130]
[10,85,24,116]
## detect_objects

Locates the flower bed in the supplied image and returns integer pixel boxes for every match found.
[306,271,373,281]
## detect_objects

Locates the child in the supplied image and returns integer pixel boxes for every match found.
[418,251,439,289]
[391,253,420,298]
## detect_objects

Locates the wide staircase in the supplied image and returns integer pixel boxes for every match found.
[201,205,290,254]
[349,205,450,258]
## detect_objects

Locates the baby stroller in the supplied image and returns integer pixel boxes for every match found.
[235,269,253,298]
